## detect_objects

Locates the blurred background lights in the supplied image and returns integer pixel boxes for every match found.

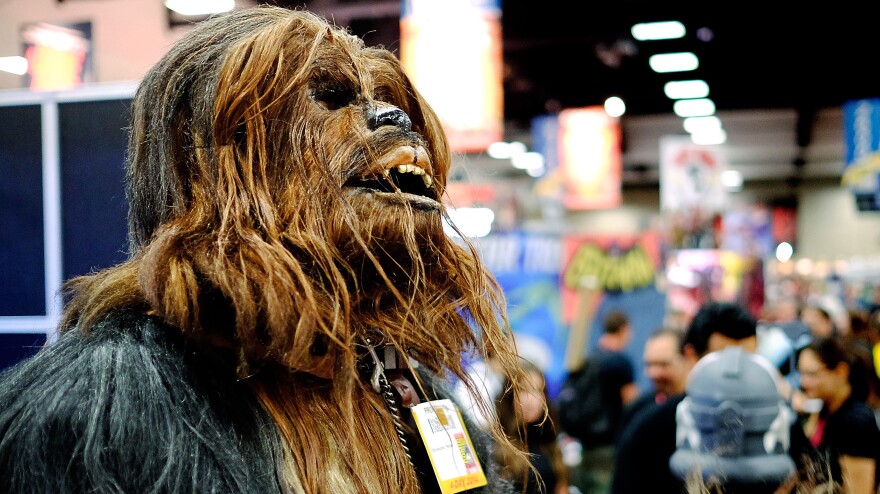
[664,79,709,99]
[631,21,686,41]
[776,242,794,262]
[0,56,27,75]
[690,127,727,145]
[511,151,544,171]
[648,52,699,73]
[673,98,716,117]
[487,140,526,159]
[720,169,742,189]
[604,96,626,117]
[443,207,495,238]
[683,115,722,133]
[165,0,234,16]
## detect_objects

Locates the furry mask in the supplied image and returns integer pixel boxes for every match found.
[45,7,536,493]
[60,0,523,449]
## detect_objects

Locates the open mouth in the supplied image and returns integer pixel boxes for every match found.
[344,146,438,203]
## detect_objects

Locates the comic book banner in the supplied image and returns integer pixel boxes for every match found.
[560,232,663,372]
[471,231,667,398]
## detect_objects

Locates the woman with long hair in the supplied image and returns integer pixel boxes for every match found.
[495,360,569,494]
[797,336,880,494]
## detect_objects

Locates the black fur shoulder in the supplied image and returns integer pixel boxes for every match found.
[0,311,284,494]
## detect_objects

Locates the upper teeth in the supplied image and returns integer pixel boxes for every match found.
[386,164,433,188]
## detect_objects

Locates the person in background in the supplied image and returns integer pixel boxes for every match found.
[610,301,812,494]
[567,309,638,494]
[617,327,688,435]
[669,346,798,494]
[797,336,880,494]
[801,298,841,339]
[495,359,569,494]
[842,309,880,410]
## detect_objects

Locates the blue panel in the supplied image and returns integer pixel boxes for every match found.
[0,333,46,372]
[59,99,131,281]
[0,105,45,316]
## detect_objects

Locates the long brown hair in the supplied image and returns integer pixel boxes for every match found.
[59,6,524,492]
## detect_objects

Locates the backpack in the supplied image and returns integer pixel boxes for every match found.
[555,357,612,444]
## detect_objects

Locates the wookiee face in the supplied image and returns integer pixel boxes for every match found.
[119,7,505,378]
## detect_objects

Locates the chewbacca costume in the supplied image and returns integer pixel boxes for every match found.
[0,7,529,494]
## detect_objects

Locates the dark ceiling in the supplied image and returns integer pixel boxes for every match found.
[259,1,880,129]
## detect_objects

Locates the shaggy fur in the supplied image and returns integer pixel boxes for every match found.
[0,6,526,493]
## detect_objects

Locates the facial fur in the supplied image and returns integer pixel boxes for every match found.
[53,7,529,493]
[60,5,520,425]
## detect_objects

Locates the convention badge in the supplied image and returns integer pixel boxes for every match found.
[410,399,487,493]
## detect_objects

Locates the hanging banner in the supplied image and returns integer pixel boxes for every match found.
[400,0,503,153]
[22,21,93,91]
[659,135,727,213]
[558,107,622,210]
[560,232,663,374]
[842,98,880,211]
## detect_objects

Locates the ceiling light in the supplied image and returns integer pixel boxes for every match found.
[487,141,526,159]
[631,21,686,41]
[443,207,495,238]
[682,115,722,133]
[648,52,699,73]
[673,98,716,117]
[664,80,709,99]
[0,56,27,75]
[720,169,742,188]
[690,127,726,145]
[604,96,626,117]
[511,151,545,170]
[776,242,794,263]
[165,0,234,16]
[526,165,546,177]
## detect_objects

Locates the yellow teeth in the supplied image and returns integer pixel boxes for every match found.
[384,164,433,188]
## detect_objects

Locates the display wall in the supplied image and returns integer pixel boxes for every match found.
[0,83,135,370]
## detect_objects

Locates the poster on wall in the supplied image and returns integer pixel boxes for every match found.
[560,232,666,392]
[659,136,727,250]
[21,21,93,91]
[659,136,727,213]
[471,231,567,397]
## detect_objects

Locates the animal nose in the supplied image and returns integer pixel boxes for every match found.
[367,105,412,132]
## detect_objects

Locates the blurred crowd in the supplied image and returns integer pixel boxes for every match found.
[470,298,880,494]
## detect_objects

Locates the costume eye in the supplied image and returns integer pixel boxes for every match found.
[311,82,357,110]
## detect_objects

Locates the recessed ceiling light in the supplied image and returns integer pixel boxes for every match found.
[604,96,626,117]
[720,169,742,188]
[165,0,234,16]
[691,127,727,145]
[631,21,686,41]
[683,116,722,133]
[0,56,27,75]
[648,52,699,73]
[664,80,709,99]
[673,98,716,117]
